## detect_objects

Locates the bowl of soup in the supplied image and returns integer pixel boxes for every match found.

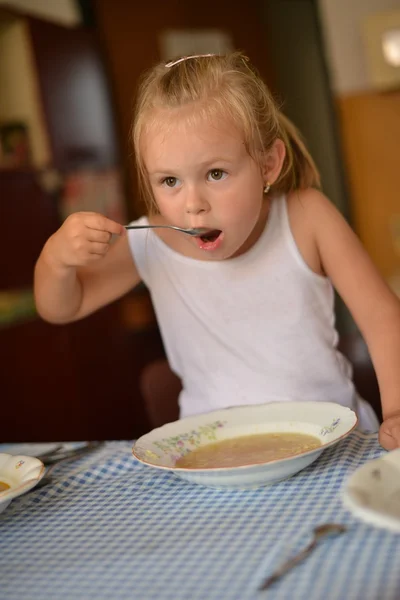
[0,453,45,513]
[132,402,357,488]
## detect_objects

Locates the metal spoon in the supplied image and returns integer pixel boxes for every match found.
[124,224,210,236]
[39,442,104,466]
[259,523,347,590]
[26,442,105,494]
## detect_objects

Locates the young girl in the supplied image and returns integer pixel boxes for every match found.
[34,52,400,450]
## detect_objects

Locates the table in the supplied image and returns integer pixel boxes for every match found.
[1,432,399,599]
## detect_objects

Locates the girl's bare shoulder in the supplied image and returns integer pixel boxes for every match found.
[285,188,329,276]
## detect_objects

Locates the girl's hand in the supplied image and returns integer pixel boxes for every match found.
[46,211,124,270]
[379,411,400,450]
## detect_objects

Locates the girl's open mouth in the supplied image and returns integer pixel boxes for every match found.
[195,229,223,251]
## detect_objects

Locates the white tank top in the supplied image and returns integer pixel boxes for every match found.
[128,195,378,431]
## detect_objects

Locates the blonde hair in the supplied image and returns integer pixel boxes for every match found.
[132,51,320,210]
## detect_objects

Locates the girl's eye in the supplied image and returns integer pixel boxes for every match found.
[208,169,227,181]
[162,176,178,188]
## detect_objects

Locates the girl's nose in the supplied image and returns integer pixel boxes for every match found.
[185,188,210,215]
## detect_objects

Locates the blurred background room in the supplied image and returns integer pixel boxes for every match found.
[0,0,398,442]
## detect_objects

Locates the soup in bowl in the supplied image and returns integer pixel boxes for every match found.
[132,401,357,489]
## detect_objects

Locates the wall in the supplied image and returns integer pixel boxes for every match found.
[261,0,352,332]
[261,0,350,217]
[318,0,400,94]
[318,0,400,289]
[0,1,82,167]
[0,18,50,166]
[0,0,81,26]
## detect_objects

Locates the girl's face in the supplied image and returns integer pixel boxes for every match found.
[142,109,269,260]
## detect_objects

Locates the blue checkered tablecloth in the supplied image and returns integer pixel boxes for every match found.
[0,432,399,600]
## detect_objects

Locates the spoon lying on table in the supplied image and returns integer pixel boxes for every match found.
[124,224,210,237]
[26,442,105,493]
[259,523,347,590]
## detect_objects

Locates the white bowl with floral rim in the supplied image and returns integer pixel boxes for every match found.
[0,454,45,513]
[132,401,357,489]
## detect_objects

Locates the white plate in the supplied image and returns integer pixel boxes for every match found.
[342,449,400,533]
[0,454,45,513]
[0,442,86,458]
[133,402,357,489]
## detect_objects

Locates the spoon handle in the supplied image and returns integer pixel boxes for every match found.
[259,524,346,590]
[124,224,207,236]
[259,539,317,590]
[124,225,180,231]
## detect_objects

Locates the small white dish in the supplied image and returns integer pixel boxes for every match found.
[0,442,86,457]
[0,453,45,513]
[0,443,60,459]
[133,402,357,489]
[342,449,400,533]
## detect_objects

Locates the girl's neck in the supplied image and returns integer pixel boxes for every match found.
[231,198,271,259]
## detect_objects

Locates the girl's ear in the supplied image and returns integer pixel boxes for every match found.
[261,139,286,185]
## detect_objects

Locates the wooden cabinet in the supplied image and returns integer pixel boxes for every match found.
[0,170,59,290]
[1,306,165,442]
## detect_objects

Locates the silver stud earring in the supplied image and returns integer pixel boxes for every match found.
[263,182,271,194]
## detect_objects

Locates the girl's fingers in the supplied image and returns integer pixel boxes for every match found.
[87,230,112,244]
[88,242,110,256]
[85,214,123,235]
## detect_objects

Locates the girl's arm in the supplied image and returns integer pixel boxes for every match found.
[304,190,400,449]
[34,212,141,324]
